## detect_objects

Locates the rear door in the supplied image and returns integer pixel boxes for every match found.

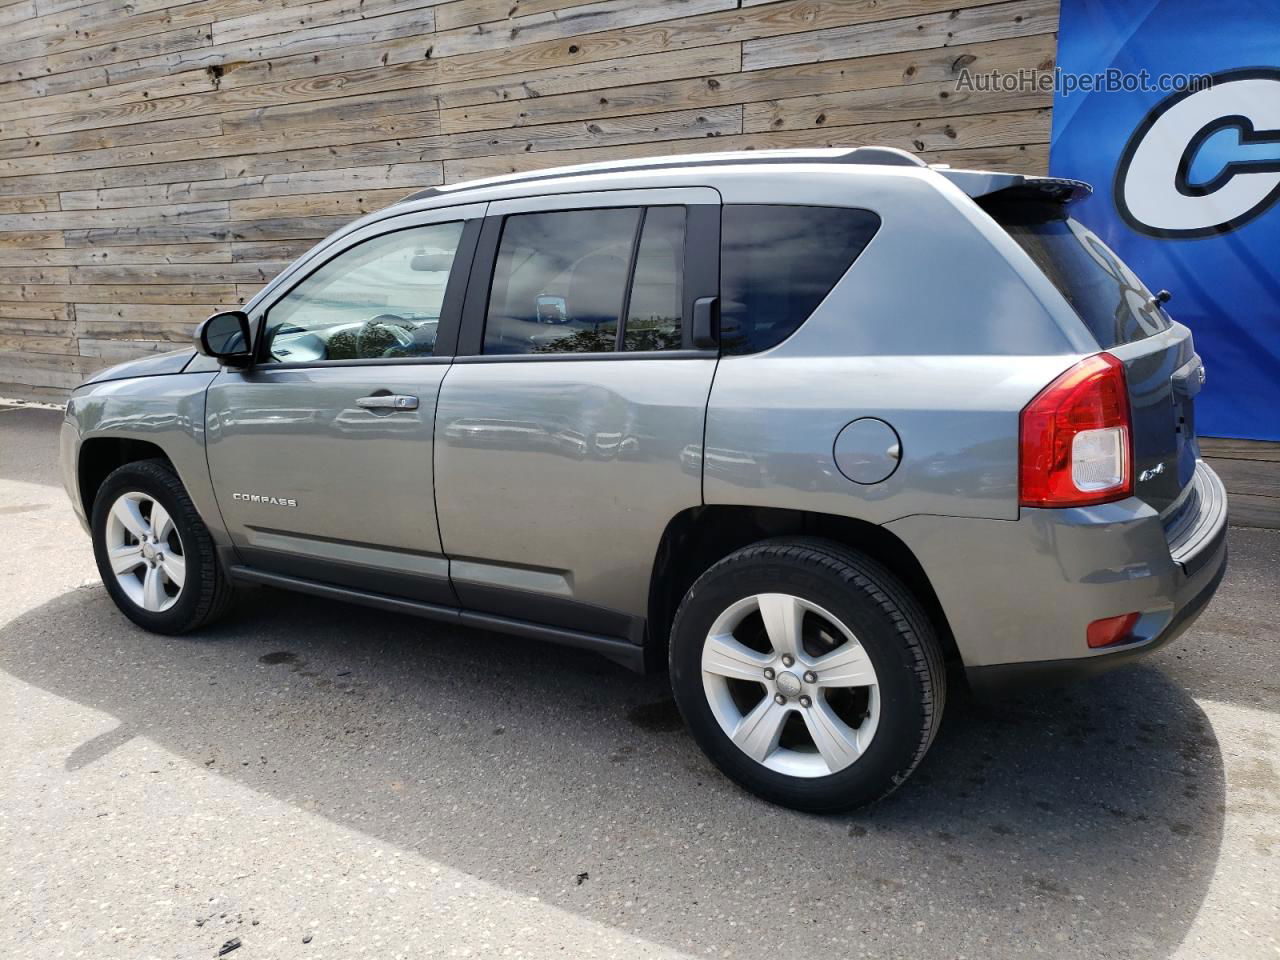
[433,187,720,638]
[991,206,1200,516]
[205,204,483,603]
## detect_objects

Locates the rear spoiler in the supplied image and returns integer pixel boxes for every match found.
[934,168,1093,205]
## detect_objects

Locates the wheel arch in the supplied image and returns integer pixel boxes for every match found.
[646,505,958,671]
[77,435,176,520]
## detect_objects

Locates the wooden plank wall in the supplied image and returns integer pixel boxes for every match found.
[0,0,1061,397]
[1201,438,1280,530]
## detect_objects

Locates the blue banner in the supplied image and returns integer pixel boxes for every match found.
[1050,0,1280,441]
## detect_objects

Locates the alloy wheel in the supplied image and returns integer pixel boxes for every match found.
[700,592,880,778]
[104,491,186,613]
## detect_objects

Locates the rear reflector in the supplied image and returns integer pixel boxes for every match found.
[1087,612,1142,649]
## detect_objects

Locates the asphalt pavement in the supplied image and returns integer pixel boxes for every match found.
[1,401,1276,960]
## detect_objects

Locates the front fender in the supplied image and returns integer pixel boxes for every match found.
[64,372,228,545]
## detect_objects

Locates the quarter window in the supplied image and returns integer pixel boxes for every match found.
[719,205,881,355]
[483,206,687,355]
[263,221,465,364]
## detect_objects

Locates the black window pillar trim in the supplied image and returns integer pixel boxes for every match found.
[431,215,485,358]
[456,215,504,357]
[683,203,720,351]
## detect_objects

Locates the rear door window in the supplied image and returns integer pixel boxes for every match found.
[719,205,881,355]
[483,206,687,355]
[986,202,1170,347]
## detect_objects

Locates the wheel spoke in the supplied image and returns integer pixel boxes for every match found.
[160,552,185,589]
[811,640,876,688]
[802,697,863,773]
[149,502,173,542]
[108,544,145,575]
[731,697,788,763]
[702,632,771,681]
[141,565,165,611]
[112,497,150,540]
[757,593,804,658]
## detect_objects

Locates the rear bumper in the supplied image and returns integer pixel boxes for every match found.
[885,460,1229,695]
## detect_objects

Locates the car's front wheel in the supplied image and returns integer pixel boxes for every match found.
[669,538,945,812]
[91,459,233,633]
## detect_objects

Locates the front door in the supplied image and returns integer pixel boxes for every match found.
[433,188,721,639]
[205,205,483,605]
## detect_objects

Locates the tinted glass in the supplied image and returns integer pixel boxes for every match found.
[623,206,685,351]
[484,208,640,355]
[264,221,464,363]
[719,205,881,355]
[991,203,1171,347]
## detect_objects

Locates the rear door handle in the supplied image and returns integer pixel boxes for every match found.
[356,394,419,410]
[691,296,718,349]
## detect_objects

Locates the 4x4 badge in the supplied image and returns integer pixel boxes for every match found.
[1139,462,1167,482]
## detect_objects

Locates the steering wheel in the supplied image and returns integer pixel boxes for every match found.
[355,314,415,357]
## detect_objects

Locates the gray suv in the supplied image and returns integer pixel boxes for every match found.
[59,147,1228,811]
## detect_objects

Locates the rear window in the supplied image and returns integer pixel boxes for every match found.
[986,200,1170,347]
[719,204,880,355]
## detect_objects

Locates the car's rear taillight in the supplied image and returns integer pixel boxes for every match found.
[1019,353,1132,508]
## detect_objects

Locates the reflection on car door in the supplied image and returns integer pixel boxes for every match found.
[204,205,483,604]
[433,188,721,641]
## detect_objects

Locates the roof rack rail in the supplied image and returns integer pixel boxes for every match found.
[397,145,930,205]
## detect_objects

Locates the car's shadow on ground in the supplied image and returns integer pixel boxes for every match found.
[2,584,1226,957]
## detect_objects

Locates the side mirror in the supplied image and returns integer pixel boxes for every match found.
[195,310,254,367]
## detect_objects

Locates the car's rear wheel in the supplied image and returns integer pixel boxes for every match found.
[91,459,233,633]
[669,538,945,812]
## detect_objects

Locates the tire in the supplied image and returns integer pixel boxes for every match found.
[90,458,234,634]
[668,537,945,813]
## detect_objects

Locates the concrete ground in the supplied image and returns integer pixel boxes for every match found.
[1,400,1276,960]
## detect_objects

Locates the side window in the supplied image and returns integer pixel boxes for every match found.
[483,206,687,355]
[623,206,685,351]
[719,205,881,355]
[263,221,465,364]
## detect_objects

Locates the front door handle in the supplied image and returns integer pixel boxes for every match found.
[356,394,419,410]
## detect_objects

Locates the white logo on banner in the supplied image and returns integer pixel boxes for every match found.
[1116,69,1280,237]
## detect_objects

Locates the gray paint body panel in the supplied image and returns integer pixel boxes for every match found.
[435,356,716,620]
[704,354,1077,523]
[205,362,451,578]
[63,371,222,540]
[887,461,1228,668]
[80,347,196,386]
